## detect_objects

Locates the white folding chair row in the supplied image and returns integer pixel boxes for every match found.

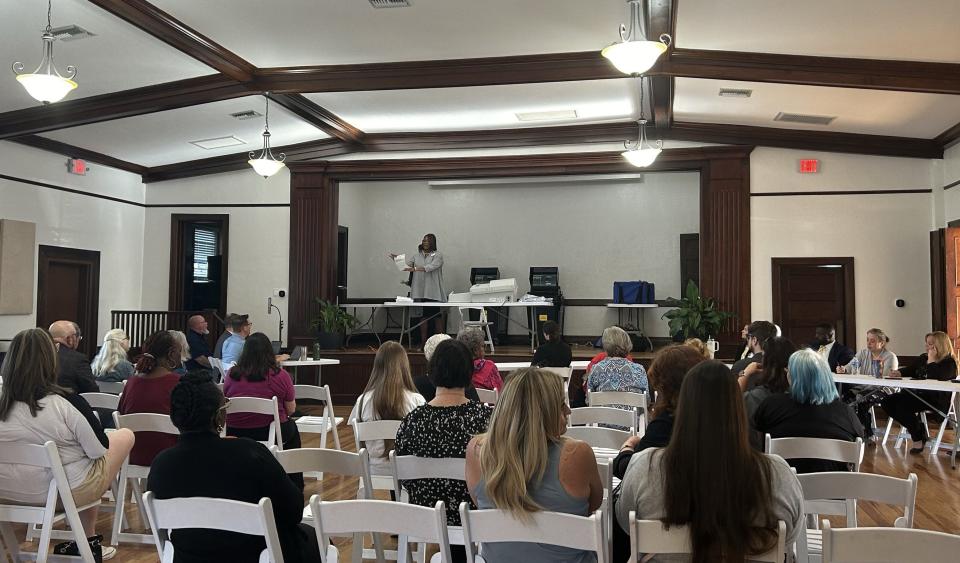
[351,419,403,492]
[587,390,649,431]
[820,521,960,563]
[569,406,638,432]
[96,380,126,395]
[79,392,121,411]
[223,396,284,451]
[0,441,100,563]
[293,385,343,455]
[111,412,181,546]
[596,459,618,561]
[564,425,634,450]
[795,471,917,563]
[475,387,498,405]
[629,514,786,562]
[764,434,864,472]
[390,453,466,562]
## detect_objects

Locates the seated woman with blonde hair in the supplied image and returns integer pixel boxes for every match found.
[466,368,603,563]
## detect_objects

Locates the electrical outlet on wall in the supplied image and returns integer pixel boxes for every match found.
[273,288,287,298]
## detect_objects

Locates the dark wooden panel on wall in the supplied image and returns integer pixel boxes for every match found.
[931,229,946,333]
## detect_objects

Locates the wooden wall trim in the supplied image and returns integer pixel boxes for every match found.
[10,136,148,175]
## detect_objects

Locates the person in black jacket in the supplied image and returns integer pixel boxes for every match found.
[147,372,320,563]
[49,320,98,394]
[531,321,572,368]
[809,323,855,373]
[882,331,959,454]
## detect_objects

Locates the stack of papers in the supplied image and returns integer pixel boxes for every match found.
[393,254,407,271]
[519,294,553,303]
[395,296,414,303]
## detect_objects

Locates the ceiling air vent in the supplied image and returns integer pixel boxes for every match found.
[369,0,412,8]
[718,88,752,98]
[516,109,578,122]
[774,112,836,126]
[189,136,247,150]
[229,110,262,120]
[49,25,96,42]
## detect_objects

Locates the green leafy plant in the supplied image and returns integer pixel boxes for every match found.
[309,298,359,334]
[661,280,733,341]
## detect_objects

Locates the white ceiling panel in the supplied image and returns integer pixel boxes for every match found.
[676,0,960,62]
[38,96,329,167]
[149,0,628,67]
[306,79,643,133]
[674,78,960,138]
[0,0,214,113]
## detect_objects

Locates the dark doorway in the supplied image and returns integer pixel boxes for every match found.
[931,227,960,345]
[37,245,100,358]
[337,225,348,302]
[772,257,856,348]
[679,233,700,293]
[169,215,229,315]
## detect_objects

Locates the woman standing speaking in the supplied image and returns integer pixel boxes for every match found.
[390,233,445,345]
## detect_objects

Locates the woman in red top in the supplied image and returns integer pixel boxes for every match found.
[457,327,502,391]
[118,330,181,466]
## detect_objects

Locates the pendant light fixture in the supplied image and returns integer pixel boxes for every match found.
[248,94,286,178]
[12,0,78,104]
[622,76,662,167]
[601,0,671,76]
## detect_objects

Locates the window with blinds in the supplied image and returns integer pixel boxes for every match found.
[193,227,218,283]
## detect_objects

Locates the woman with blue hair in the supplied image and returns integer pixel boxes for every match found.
[753,348,863,473]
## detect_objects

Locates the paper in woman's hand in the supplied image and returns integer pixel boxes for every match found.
[393,254,407,271]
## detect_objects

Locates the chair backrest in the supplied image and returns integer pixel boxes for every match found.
[293,384,332,402]
[541,366,573,382]
[765,434,864,471]
[390,452,466,495]
[351,419,402,445]
[569,406,638,430]
[142,491,284,563]
[81,392,121,410]
[311,499,451,563]
[588,390,648,410]
[476,387,498,405]
[564,425,633,449]
[224,396,283,450]
[630,515,786,563]
[821,521,960,563]
[96,380,126,394]
[460,503,607,563]
[797,471,917,527]
[208,357,226,383]
[114,412,181,436]
[273,447,372,499]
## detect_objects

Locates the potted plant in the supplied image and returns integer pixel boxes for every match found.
[309,298,359,349]
[661,280,734,341]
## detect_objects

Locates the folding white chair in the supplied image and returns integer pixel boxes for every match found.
[475,388,498,405]
[630,514,786,563]
[796,472,918,563]
[312,499,452,563]
[564,425,633,450]
[95,380,125,395]
[885,394,957,455]
[764,434,864,472]
[142,491,284,563]
[351,419,403,493]
[224,396,284,450]
[460,503,607,563]
[390,453,466,562]
[821,521,960,563]
[208,357,226,383]
[0,441,99,563]
[293,384,343,451]
[79,392,120,411]
[569,406,638,433]
[588,390,649,430]
[458,307,494,354]
[596,459,618,561]
[541,366,574,389]
[111,412,180,546]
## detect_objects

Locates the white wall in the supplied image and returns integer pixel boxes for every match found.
[141,169,291,344]
[940,143,960,225]
[0,141,145,342]
[339,173,700,336]
[750,147,935,351]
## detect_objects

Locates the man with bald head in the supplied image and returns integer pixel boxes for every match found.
[185,314,212,371]
[48,320,98,393]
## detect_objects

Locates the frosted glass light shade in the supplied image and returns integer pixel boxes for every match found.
[601,40,668,75]
[622,147,662,167]
[16,73,77,104]
[248,157,286,178]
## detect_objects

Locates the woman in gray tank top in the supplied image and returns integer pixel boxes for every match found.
[465,368,603,563]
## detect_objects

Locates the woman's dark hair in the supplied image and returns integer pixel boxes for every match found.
[757,337,796,393]
[428,340,473,389]
[231,332,278,382]
[647,345,707,415]
[660,361,779,562]
[0,328,66,420]
[170,371,224,432]
[542,320,562,341]
[134,330,180,373]
[422,233,437,252]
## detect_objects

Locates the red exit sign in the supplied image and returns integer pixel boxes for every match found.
[798,159,819,173]
[67,158,87,175]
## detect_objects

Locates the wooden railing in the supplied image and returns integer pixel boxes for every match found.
[110,310,224,350]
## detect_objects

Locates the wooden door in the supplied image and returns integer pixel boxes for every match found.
[37,245,100,358]
[772,258,856,348]
[944,228,960,345]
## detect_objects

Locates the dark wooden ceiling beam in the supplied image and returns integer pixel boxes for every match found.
[85,0,255,82]
[362,122,637,152]
[267,94,365,145]
[936,121,960,150]
[646,0,675,129]
[10,135,148,175]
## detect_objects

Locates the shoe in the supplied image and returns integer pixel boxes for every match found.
[53,534,108,563]
[909,439,927,454]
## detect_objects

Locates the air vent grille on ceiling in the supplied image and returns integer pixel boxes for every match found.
[516,109,578,122]
[369,0,412,8]
[189,136,247,150]
[774,112,836,125]
[49,25,96,41]
[718,88,752,98]
[229,110,262,120]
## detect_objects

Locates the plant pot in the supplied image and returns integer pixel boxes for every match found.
[315,331,343,350]
[672,331,686,343]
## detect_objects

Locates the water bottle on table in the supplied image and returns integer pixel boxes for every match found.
[849,357,860,375]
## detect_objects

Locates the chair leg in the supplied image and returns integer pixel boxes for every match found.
[894,425,909,448]
[130,479,150,532]
[932,412,952,454]
[883,417,895,444]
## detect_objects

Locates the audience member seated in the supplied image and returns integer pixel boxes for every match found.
[586,326,648,402]
[838,328,898,440]
[733,323,752,362]
[809,322,854,373]
[754,349,863,472]
[212,313,239,359]
[49,320,98,394]
[731,320,777,377]
[0,328,135,561]
[169,330,190,376]
[579,344,635,409]
[147,373,320,563]
[185,314,213,371]
[882,331,958,454]
[616,361,803,563]
[118,330,182,467]
[90,328,134,383]
[465,368,602,563]
[220,314,251,369]
[683,338,712,360]
[349,341,425,471]
[396,339,493,561]
[531,320,573,368]
[458,327,503,391]
[414,334,481,402]
[742,337,796,448]
[224,332,302,489]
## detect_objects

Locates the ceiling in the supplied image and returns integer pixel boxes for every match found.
[1,0,959,180]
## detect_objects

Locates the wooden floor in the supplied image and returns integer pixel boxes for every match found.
[7,405,960,563]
